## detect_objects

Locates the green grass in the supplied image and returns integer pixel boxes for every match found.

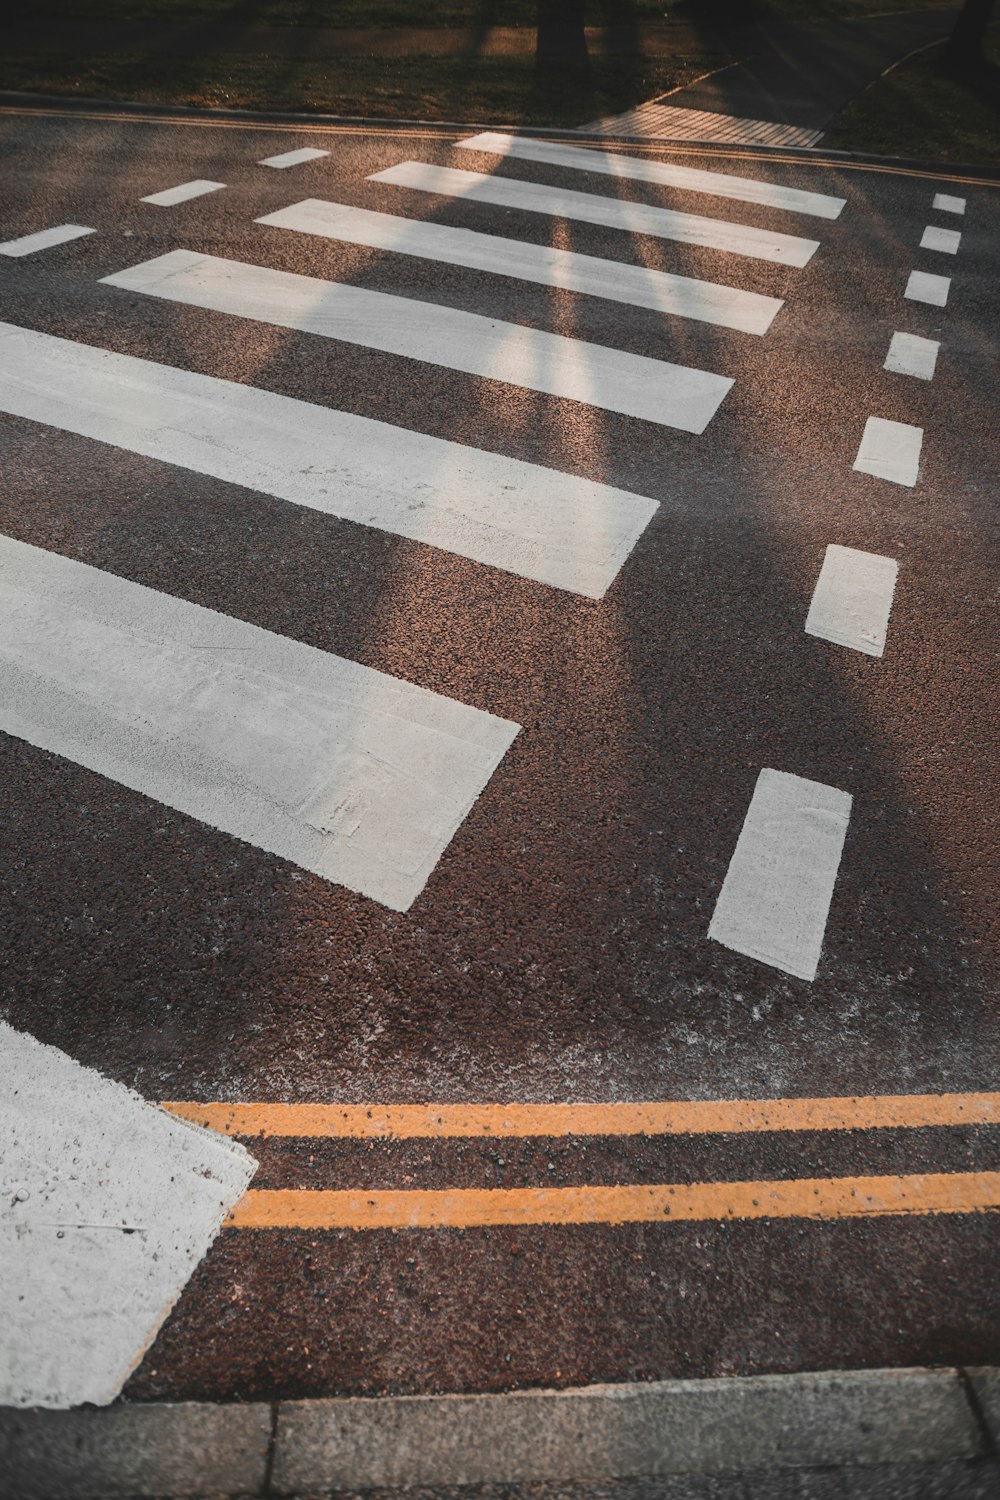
[0,48,722,125]
[827,36,1000,164]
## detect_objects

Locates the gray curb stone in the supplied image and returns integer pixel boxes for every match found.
[0,1367,992,1497]
[270,1369,983,1494]
[0,1400,273,1499]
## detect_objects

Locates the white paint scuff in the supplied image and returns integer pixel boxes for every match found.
[0,1020,256,1409]
[920,225,961,254]
[708,769,852,982]
[0,224,95,258]
[805,544,898,657]
[905,270,950,307]
[259,147,330,168]
[0,319,657,598]
[256,200,783,335]
[932,192,965,215]
[140,180,226,206]
[853,416,923,487]
[0,534,520,911]
[368,160,820,267]
[455,132,847,219]
[104,249,733,434]
[885,331,939,381]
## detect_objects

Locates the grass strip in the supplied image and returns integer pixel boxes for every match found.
[826,37,1000,166]
[0,49,724,126]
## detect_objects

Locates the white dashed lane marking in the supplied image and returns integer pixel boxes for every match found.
[140,179,226,206]
[805,544,898,658]
[920,225,961,255]
[455,131,847,219]
[0,224,95,257]
[0,320,657,597]
[885,330,939,380]
[0,1019,255,1409]
[369,160,821,267]
[932,192,966,215]
[905,269,951,306]
[0,534,520,911]
[709,769,853,983]
[853,416,923,487]
[257,199,784,335]
[258,146,330,168]
[104,248,733,435]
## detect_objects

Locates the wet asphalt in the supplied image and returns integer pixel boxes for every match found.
[0,105,997,1402]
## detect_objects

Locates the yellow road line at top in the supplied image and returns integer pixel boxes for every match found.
[162,1092,1000,1141]
[228,1171,1000,1230]
[2,104,998,189]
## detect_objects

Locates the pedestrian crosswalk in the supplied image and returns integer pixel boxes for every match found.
[1,136,838,924]
[368,160,821,266]
[256,199,784,335]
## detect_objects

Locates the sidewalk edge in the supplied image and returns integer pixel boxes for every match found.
[0,1365,994,1498]
[1,89,999,183]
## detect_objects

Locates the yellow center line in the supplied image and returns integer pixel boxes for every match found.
[161,1091,1000,1140]
[228,1171,1000,1230]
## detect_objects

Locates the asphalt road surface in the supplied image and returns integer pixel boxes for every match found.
[0,101,997,1410]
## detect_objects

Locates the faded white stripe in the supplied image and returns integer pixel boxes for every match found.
[369,160,819,267]
[0,321,656,598]
[0,535,519,911]
[932,192,965,215]
[920,225,961,254]
[259,147,329,168]
[805,544,898,657]
[0,224,95,258]
[885,331,938,381]
[140,179,225,206]
[905,270,950,307]
[0,1019,256,1409]
[709,769,852,982]
[256,200,783,336]
[103,250,732,435]
[853,417,923,487]
[456,132,846,219]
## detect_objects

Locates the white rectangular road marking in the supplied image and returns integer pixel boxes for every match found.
[256,200,783,335]
[0,321,656,597]
[457,132,847,219]
[905,269,950,306]
[104,249,733,435]
[140,179,225,206]
[0,534,519,911]
[920,225,961,254]
[709,769,852,982]
[933,192,966,215]
[853,416,923,487]
[259,146,330,168]
[0,223,95,258]
[885,330,939,381]
[369,160,820,267]
[0,1019,256,1409]
[805,544,898,657]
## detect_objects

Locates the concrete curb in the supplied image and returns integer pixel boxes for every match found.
[1,1366,997,1498]
[2,90,1000,183]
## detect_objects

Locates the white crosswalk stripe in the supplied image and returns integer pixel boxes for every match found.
[455,133,847,220]
[369,161,820,267]
[0,320,658,599]
[103,249,733,434]
[256,199,784,335]
[0,533,519,912]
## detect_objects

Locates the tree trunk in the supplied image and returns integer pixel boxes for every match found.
[945,0,995,64]
[536,0,589,62]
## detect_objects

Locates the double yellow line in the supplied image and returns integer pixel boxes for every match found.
[160,1091,1000,1232]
